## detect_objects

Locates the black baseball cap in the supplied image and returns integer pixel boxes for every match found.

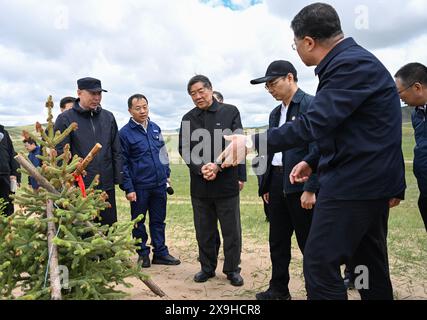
[250,60,297,85]
[77,77,108,92]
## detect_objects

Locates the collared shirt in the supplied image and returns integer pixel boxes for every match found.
[131,118,148,131]
[271,103,288,166]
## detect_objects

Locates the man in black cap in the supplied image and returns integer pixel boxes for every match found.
[250,60,319,300]
[55,77,122,226]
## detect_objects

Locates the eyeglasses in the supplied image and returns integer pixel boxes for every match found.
[398,83,415,95]
[265,77,284,91]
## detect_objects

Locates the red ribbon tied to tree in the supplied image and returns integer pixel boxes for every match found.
[73,173,87,198]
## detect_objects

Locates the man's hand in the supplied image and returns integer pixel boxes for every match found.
[202,163,220,181]
[239,181,245,192]
[126,192,137,202]
[389,198,401,208]
[217,135,248,168]
[301,191,316,210]
[290,161,312,184]
[263,193,270,204]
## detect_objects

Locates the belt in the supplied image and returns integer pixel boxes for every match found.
[271,166,284,174]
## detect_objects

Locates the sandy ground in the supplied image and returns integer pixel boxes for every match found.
[122,240,427,301]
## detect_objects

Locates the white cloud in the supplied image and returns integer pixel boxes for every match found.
[0,0,426,130]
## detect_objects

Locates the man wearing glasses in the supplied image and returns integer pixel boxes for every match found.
[218,3,406,300]
[395,63,427,231]
[250,60,319,300]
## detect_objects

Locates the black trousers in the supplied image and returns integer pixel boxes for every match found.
[303,192,393,300]
[191,195,241,274]
[96,189,117,227]
[0,175,14,216]
[267,170,313,294]
[417,195,427,231]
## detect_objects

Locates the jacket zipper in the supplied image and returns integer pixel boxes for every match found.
[90,112,96,137]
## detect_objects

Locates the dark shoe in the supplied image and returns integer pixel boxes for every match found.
[256,289,291,300]
[226,272,244,287]
[194,271,215,283]
[152,254,181,266]
[137,255,151,268]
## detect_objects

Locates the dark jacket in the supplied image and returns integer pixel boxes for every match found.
[412,106,427,194]
[257,89,319,196]
[256,38,406,200]
[0,125,19,177]
[54,100,122,190]
[119,119,171,193]
[28,145,42,189]
[179,100,246,199]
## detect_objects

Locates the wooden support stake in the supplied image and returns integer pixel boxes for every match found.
[46,199,62,300]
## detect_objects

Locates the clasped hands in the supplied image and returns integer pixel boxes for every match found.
[201,163,221,181]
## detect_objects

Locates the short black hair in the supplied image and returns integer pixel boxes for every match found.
[23,138,37,146]
[213,91,224,103]
[128,94,148,109]
[291,3,343,40]
[187,75,212,95]
[60,97,76,110]
[395,63,427,87]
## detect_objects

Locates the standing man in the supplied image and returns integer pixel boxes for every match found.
[23,138,42,190]
[55,77,122,226]
[120,94,181,268]
[179,75,245,287]
[219,3,406,300]
[250,60,319,300]
[0,125,20,216]
[395,63,427,231]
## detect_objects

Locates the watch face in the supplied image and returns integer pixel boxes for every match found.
[0,132,4,143]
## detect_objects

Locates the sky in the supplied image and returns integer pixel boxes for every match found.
[0,0,426,130]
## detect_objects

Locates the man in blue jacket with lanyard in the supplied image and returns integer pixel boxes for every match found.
[395,63,427,231]
[219,3,406,300]
[120,94,181,268]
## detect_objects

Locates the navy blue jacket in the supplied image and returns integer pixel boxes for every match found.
[120,119,170,193]
[257,89,319,196]
[412,106,427,194]
[28,146,42,189]
[0,125,19,177]
[255,38,406,200]
[54,101,123,191]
